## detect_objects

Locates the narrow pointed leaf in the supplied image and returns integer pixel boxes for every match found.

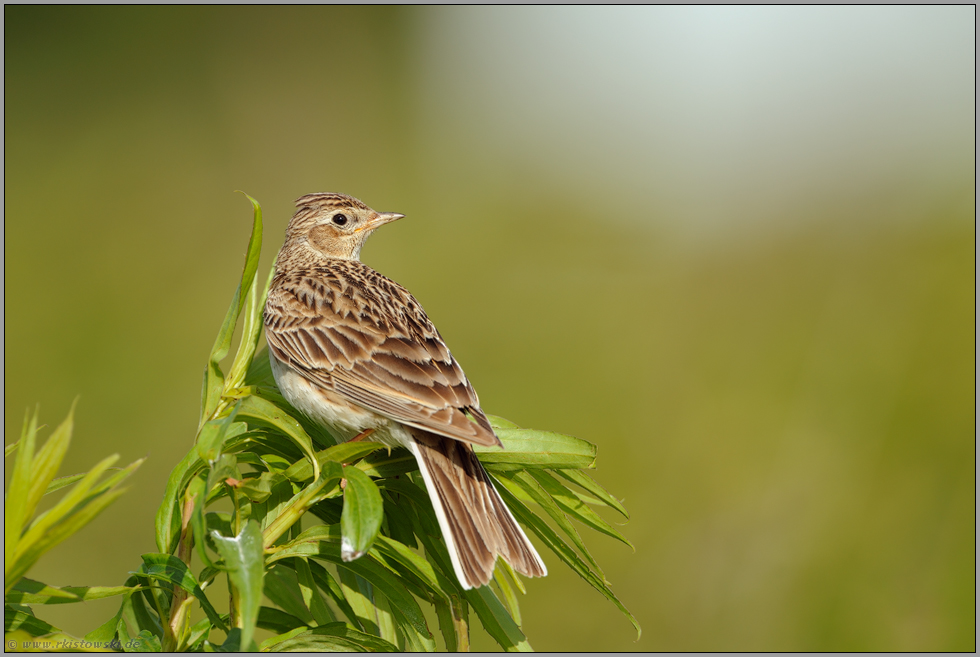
[9,486,129,588]
[494,481,642,639]
[293,557,334,625]
[268,535,432,646]
[5,408,39,574]
[236,395,319,480]
[338,569,382,637]
[256,606,309,635]
[25,402,75,523]
[262,461,343,547]
[136,554,227,632]
[8,578,137,605]
[43,473,87,496]
[263,565,315,625]
[264,623,399,652]
[555,469,630,519]
[155,449,207,553]
[284,442,384,483]
[528,469,633,548]
[465,585,532,652]
[11,456,141,581]
[492,568,522,627]
[355,448,417,478]
[500,471,604,576]
[185,476,214,570]
[434,599,458,652]
[228,265,275,391]
[308,560,363,629]
[196,410,246,463]
[4,605,61,636]
[200,192,264,426]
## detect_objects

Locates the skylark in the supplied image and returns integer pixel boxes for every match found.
[264,192,547,589]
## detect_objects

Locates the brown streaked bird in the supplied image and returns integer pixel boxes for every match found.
[264,192,547,589]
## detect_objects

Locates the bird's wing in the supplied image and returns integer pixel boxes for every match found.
[264,261,500,447]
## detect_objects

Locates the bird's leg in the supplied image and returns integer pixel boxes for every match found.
[341,428,376,490]
[349,428,375,443]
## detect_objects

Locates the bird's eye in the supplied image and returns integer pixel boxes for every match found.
[332,214,348,226]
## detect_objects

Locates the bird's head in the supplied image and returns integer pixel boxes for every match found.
[284,192,404,261]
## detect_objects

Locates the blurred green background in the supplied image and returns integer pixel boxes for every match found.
[4,6,974,651]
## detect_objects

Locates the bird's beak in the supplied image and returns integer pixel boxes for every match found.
[356,212,405,233]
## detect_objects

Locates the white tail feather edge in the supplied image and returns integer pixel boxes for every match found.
[404,437,547,590]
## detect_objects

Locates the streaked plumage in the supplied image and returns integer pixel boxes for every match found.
[264,192,547,589]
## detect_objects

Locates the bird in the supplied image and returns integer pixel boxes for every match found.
[263,192,547,590]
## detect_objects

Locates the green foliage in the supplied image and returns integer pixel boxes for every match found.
[4,195,636,652]
[3,404,143,650]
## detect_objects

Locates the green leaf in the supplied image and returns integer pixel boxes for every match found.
[284,442,384,483]
[307,560,362,630]
[131,629,163,652]
[184,617,212,652]
[262,461,343,548]
[84,613,121,643]
[554,469,630,519]
[377,477,442,539]
[200,192,264,427]
[227,265,275,392]
[155,449,207,554]
[354,448,417,478]
[114,576,160,645]
[236,395,320,481]
[267,534,433,649]
[465,585,532,652]
[43,472,87,496]
[244,347,277,388]
[238,470,281,503]
[263,565,315,625]
[24,402,76,529]
[293,557,334,625]
[7,577,137,605]
[474,427,597,470]
[373,590,400,648]
[5,408,39,577]
[434,599,459,652]
[196,409,246,463]
[371,535,453,602]
[185,476,214,570]
[263,623,399,652]
[527,469,633,549]
[4,603,60,636]
[338,568,385,639]
[258,626,308,652]
[257,605,309,635]
[381,494,417,548]
[486,414,520,429]
[135,553,227,632]
[9,456,142,588]
[341,467,384,562]
[494,481,642,640]
[210,520,264,650]
[500,471,605,577]
[492,567,522,627]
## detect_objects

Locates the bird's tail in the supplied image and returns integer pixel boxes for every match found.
[405,429,547,590]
